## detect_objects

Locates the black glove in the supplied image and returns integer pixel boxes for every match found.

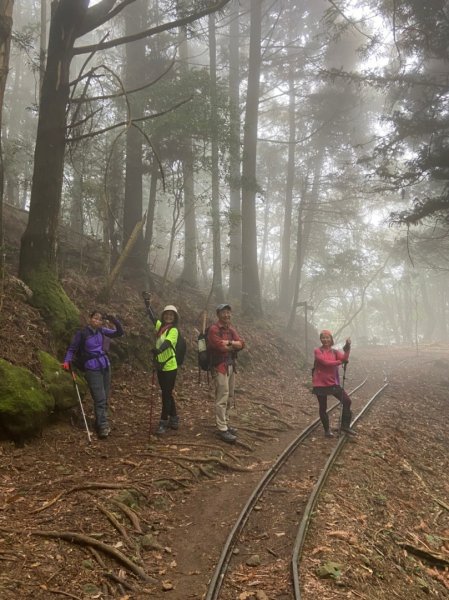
[104,314,116,322]
[343,342,351,352]
[151,348,159,357]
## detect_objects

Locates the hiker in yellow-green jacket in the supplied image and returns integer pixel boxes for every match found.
[144,294,180,434]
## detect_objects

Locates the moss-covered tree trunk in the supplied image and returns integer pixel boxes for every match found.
[18,1,88,334]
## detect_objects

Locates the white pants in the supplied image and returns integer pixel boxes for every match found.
[212,366,235,432]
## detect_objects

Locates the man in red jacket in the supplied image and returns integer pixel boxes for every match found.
[207,304,245,443]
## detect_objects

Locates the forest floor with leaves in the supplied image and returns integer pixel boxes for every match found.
[1,269,449,600]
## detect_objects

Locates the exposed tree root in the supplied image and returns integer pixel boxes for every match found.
[31,530,152,581]
[145,452,249,472]
[31,482,145,514]
[96,501,132,546]
[159,441,245,465]
[47,589,82,599]
[109,499,143,534]
[104,570,137,591]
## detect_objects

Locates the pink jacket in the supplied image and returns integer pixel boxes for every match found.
[312,346,350,388]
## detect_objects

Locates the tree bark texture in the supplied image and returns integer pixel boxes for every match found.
[19,0,90,282]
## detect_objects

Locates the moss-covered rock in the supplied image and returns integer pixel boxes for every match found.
[0,358,54,439]
[37,350,87,411]
[27,267,79,342]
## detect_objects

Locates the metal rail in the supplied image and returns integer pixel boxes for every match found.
[291,381,389,599]
[205,379,368,600]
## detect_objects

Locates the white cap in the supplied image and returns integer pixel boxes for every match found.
[162,305,178,315]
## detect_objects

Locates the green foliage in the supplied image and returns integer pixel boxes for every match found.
[0,358,54,439]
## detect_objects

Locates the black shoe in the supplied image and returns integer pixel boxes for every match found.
[341,426,357,436]
[228,426,237,435]
[219,430,237,444]
[156,420,169,435]
[324,430,335,438]
[98,426,111,439]
[169,416,179,430]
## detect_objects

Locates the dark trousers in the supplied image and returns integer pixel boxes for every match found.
[316,387,351,431]
[85,367,111,431]
[157,369,177,420]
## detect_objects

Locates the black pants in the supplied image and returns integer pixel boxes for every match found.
[157,369,177,420]
[316,387,351,431]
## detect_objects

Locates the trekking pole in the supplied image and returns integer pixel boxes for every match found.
[69,366,92,443]
[338,362,348,436]
[149,369,156,442]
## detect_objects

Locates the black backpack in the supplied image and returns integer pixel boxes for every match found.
[174,329,187,366]
[72,328,105,372]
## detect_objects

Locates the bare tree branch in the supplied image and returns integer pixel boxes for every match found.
[73,0,232,55]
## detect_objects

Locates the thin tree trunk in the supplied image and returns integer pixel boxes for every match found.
[228,0,242,301]
[241,0,263,316]
[279,41,296,311]
[123,0,146,274]
[0,0,14,270]
[208,12,224,302]
[178,24,198,287]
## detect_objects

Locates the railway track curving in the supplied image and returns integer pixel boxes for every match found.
[205,378,389,600]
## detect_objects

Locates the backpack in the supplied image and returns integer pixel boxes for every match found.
[198,328,209,371]
[174,329,187,366]
[72,328,105,372]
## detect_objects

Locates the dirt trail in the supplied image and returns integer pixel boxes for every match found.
[1,346,449,599]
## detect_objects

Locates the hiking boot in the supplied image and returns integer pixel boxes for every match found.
[228,426,237,435]
[98,426,111,439]
[324,429,335,438]
[341,426,357,437]
[219,430,237,444]
[169,415,179,430]
[156,420,169,435]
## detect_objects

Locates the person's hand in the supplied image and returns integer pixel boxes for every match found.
[62,362,71,371]
[151,348,159,357]
[345,337,351,345]
[104,314,115,322]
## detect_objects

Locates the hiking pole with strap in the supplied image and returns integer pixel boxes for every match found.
[338,361,348,436]
[69,366,92,443]
[149,369,156,442]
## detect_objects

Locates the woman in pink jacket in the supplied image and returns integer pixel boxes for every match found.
[312,330,356,437]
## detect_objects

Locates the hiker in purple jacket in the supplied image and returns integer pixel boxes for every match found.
[63,311,124,439]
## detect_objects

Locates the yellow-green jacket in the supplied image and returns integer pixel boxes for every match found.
[154,321,178,371]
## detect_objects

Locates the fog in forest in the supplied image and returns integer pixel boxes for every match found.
[1,0,448,346]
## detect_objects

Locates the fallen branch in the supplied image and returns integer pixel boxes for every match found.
[47,589,82,599]
[32,530,151,581]
[398,542,449,567]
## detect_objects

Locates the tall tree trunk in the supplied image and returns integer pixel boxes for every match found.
[241,0,263,316]
[208,12,224,302]
[0,0,14,269]
[228,0,242,301]
[19,0,89,283]
[279,41,296,311]
[123,0,147,274]
[40,0,47,98]
[178,25,198,287]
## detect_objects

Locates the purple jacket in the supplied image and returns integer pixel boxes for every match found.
[64,319,124,371]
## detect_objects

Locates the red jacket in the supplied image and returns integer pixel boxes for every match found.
[312,346,350,388]
[207,322,244,375]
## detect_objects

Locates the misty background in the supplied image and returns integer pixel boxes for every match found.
[1,0,448,346]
